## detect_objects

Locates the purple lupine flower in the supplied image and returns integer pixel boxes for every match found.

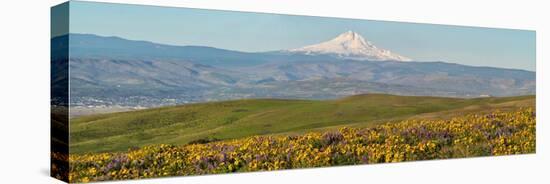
[361,155,369,164]
[322,132,344,145]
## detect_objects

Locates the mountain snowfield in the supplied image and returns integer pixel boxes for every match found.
[289,31,412,62]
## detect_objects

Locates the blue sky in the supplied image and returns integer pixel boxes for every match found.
[65,1,535,71]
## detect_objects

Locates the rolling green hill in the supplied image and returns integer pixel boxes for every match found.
[70,94,535,153]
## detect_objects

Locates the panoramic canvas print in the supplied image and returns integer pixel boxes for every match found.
[51,1,536,183]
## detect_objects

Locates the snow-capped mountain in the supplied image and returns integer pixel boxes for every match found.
[289,31,412,62]
[56,33,535,107]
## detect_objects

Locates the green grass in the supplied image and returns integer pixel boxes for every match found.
[69,94,535,153]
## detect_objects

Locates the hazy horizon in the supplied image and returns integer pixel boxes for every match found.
[60,1,535,71]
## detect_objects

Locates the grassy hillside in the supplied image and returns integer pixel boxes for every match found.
[69,108,535,182]
[70,94,535,153]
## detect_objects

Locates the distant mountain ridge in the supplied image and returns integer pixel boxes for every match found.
[55,34,272,67]
[51,33,536,107]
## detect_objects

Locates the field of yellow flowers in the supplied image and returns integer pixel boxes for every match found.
[68,108,535,183]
